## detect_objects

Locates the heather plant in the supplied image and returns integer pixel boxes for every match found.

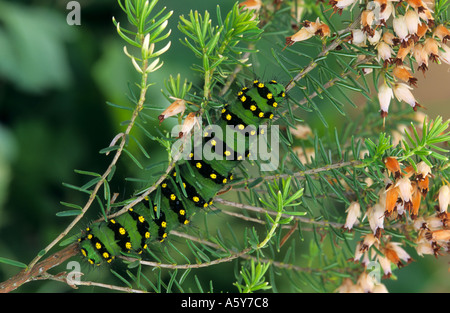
[0,0,449,294]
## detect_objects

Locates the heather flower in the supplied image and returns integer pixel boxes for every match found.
[395,177,413,210]
[438,44,450,65]
[413,43,429,74]
[438,185,450,214]
[178,112,199,139]
[433,24,450,43]
[383,156,401,178]
[393,66,417,87]
[404,9,420,39]
[350,29,367,46]
[393,83,421,111]
[393,15,409,46]
[239,0,262,11]
[424,37,440,62]
[364,203,385,237]
[386,242,413,265]
[343,201,361,231]
[378,82,394,118]
[329,0,357,15]
[377,41,394,62]
[158,99,186,124]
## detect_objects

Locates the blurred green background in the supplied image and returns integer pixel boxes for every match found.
[0,0,449,292]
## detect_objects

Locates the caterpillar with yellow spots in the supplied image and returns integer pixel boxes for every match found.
[78,79,286,266]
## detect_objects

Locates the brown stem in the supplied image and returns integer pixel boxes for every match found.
[0,243,79,293]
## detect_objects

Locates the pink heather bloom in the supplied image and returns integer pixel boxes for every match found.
[393,83,420,111]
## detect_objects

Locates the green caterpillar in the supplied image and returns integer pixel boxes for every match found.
[78,79,286,265]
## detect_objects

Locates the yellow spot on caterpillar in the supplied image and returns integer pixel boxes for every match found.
[282,92,286,97]
[238,124,244,130]
[81,248,87,257]
[259,112,264,118]
[119,227,126,235]
[238,91,243,96]
[179,209,185,216]
[273,102,278,108]
[260,129,265,135]
[241,96,246,102]
[144,195,149,201]
[224,151,231,156]
[209,200,213,205]
[230,175,234,180]
[183,183,186,188]
[143,244,148,249]
[211,140,216,146]
[250,105,256,111]
[161,221,167,228]
[196,162,202,169]
[250,130,256,136]
[267,93,273,99]
[125,242,132,250]
[138,216,145,223]
[87,234,93,240]
[129,208,134,212]
[170,194,176,201]
[173,172,176,177]
[210,173,217,179]
[222,178,228,184]
[184,220,190,225]
[193,196,200,202]
[237,155,243,161]
[253,79,259,84]
[221,108,226,113]
[145,232,150,239]
[269,114,274,119]
[88,259,94,265]
[86,227,91,232]
[226,114,232,121]
[95,242,102,249]
[258,82,264,88]
[189,153,194,158]
[110,219,116,224]
[102,252,109,259]
[271,80,277,83]
[162,183,167,188]
[203,203,208,208]
[203,132,209,137]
